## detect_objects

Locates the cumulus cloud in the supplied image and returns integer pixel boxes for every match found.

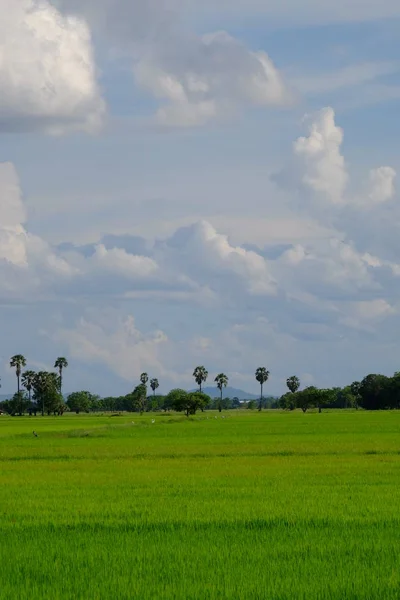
[157,220,277,295]
[0,0,104,134]
[53,313,169,381]
[0,162,278,303]
[56,0,291,127]
[293,107,348,205]
[135,31,292,126]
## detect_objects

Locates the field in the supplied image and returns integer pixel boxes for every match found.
[1,410,400,599]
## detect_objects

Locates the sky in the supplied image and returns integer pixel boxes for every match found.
[1,0,400,397]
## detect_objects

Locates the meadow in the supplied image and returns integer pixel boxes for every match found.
[1,410,400,599]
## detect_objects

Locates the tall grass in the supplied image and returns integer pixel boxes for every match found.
[1,411,400,598]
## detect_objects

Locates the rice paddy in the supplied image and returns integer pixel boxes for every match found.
[1,410,400,599]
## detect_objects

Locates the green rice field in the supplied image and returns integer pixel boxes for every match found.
[1,410,400,599]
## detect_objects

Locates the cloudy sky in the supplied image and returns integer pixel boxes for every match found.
[1,0,400,397]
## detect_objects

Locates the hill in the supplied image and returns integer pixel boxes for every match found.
[189,386,259,400]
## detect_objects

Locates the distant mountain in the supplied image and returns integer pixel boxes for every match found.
[189,386,259,400]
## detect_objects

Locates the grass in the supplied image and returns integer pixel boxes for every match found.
[1,410,400,599]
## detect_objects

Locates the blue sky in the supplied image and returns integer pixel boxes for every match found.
[1,0,400,397]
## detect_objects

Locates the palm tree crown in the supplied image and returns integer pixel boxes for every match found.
[140,373,149,386]
[286,376,300,394]
[150,378,159,396]
[193,366,208,393]
[215,373,228,397]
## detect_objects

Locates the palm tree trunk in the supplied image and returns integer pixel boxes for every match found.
[259,383,263,411]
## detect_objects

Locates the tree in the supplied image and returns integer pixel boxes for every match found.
[167,389,210,416]
[133,383,148,414]
[358,374,391,410]
[21,370,36,404]
[10,355,27,395]
[255,367,270,411]
[150,378,159,397]
[140,373,149,386]
[54,358,68,395]
[286,376,300,394]
[193,366,208,393]
[295,387,320,413]
[66,391,92,414]
[279,392,296,411]
[33,372,63,416]
[215,373,228,412]
[350,381,361,410]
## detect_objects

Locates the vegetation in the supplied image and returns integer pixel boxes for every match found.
[166,389,210,416]
[193,366,208,393]
[3,355,400,417]
[1,411,400,599]
[214,373,228,412]
[54,357,68,394]
[255,367,270,411]
[10,354,26,395]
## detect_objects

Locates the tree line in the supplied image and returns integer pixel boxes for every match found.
[1,356,400,416]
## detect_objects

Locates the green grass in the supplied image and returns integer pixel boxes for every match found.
[1,410,400,599]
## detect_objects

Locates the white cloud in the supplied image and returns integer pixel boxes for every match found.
[0,0,104,134]
[158,220,277,295]
[56,0,292,127]
[293,107,348,205]
[135,31,292,126]
[368,167,396,204]
[53,313,169,381]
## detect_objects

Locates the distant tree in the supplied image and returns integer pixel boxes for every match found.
[255,367,270,411]
[10,355,27,395]
[13,392,29,416]
[279,392,296,411]
[350,381,361,410]
[54,358,68,395]
[286,376,300,394]
[133,383,148,414]
[150,378,159,397]
[232,397,241,409]
[66,391,92,414]
[193,366,208,393]
[140,373,149,386]
[33,371,63,416]
[247,400,257,410]
[358,374,391,410]
[215,374,228,412]
[167,389,210,416]
[21,370,36,404]
[295,387,320,413]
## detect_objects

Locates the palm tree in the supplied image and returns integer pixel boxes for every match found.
[140,373,149,386]
[255,367,270,411]
[150,378,159,396]
[193,366,208,393]
[10,355,27,395]
[54,358,68,396]
[22,370,36,404]
[286,376,300,394]
[215,373,228,412]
